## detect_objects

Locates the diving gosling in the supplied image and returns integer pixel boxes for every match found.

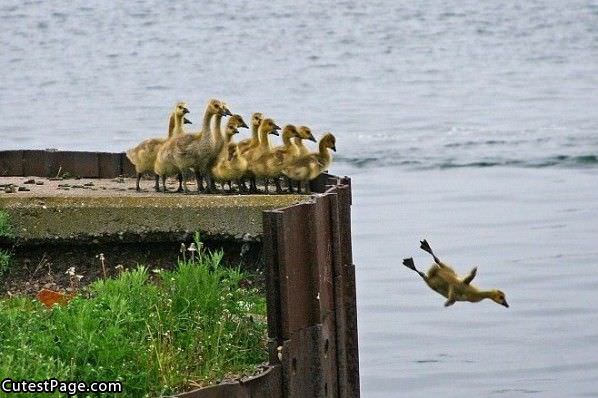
[126,102,191,191]
[282,132,336,194]
[245,118,281,193]
[211,114,249,192]
[402,239,509,308]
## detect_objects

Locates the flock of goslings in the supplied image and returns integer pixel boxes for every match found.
[126,99,336,194]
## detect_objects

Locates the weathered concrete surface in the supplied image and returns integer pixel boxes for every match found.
[0,177,309,243]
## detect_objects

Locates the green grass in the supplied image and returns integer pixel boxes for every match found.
[0,249,10,276]
[0,247,267,397]
[0,210,11,237]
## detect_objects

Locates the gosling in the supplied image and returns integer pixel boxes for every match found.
[402,239,509,308]
[238,112,264,192]
[282,132,336,194]
[126,102,191,191]
[211,114,249,192]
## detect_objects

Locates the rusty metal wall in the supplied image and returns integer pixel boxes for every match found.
[167,365,282,398]
[165,173,359,398]
[263,176,359,398]
[0,150,135,178]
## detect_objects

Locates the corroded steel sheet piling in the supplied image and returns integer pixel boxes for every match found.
[263,175,359,398]
[1,150,125,178]
[168,365,282,398]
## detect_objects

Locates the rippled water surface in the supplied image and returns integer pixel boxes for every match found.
[1,0,597,396]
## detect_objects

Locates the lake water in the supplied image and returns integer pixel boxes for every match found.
[1,1,597,396]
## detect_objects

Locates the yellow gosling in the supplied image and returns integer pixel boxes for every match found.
[238,112,264,154]
[272,125,301,193]
[126,102,190,191]
[211,114,249,192]
[285,125,316,192]
[155,99,228,193]
[402,239,509,308]
[282,132,336,194]
[245,118,281,193]
[238,112,265,192]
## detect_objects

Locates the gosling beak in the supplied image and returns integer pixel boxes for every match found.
[240,121,249,129]
[308,134,317,142]
[331,145,337,152]
[183,108,190,114]
[270,129,280,136]
[184,117,192,124]
[502,301,509,308]
[273,124,281,130]
[222,108,232,116]
[233,129,240,135]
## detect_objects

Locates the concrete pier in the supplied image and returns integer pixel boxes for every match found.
[0,176,308,243]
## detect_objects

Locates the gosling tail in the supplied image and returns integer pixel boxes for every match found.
[403,257,426,280]
[419,239,441,265]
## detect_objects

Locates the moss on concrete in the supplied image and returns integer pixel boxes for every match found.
[0,194,309,243]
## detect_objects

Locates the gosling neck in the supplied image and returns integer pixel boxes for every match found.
[171,113,185,136]
[168,112,175,138]
[478,290,495,300]
[212,113,225,145]
[318,140,331,157]
[293,136,306,149]
[258,126,272,149]
[251,123,260,144]
[224,129,236,144]
[201,107,214,135]
[282,130,294,147]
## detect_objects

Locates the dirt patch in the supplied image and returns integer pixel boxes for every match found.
[1,239,263,297]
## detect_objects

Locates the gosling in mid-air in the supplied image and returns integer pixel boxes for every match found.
[403,239,509,308]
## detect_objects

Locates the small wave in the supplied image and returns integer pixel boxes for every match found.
[531,154,598,168]
[335,155,421,168]
[492,388,542,395]
[145,85,169,91]
[335,154,598,170]
[444,140,509,148]
[574,154,598,164]
[438,160,525,169]
[334,156,379,168]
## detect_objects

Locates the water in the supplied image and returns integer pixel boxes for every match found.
[1,1,597,396]
[352,166,598,397]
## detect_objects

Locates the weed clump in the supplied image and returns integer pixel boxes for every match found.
[0,210,11,238]
[0,243,267,397]
[0,249,10,276]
